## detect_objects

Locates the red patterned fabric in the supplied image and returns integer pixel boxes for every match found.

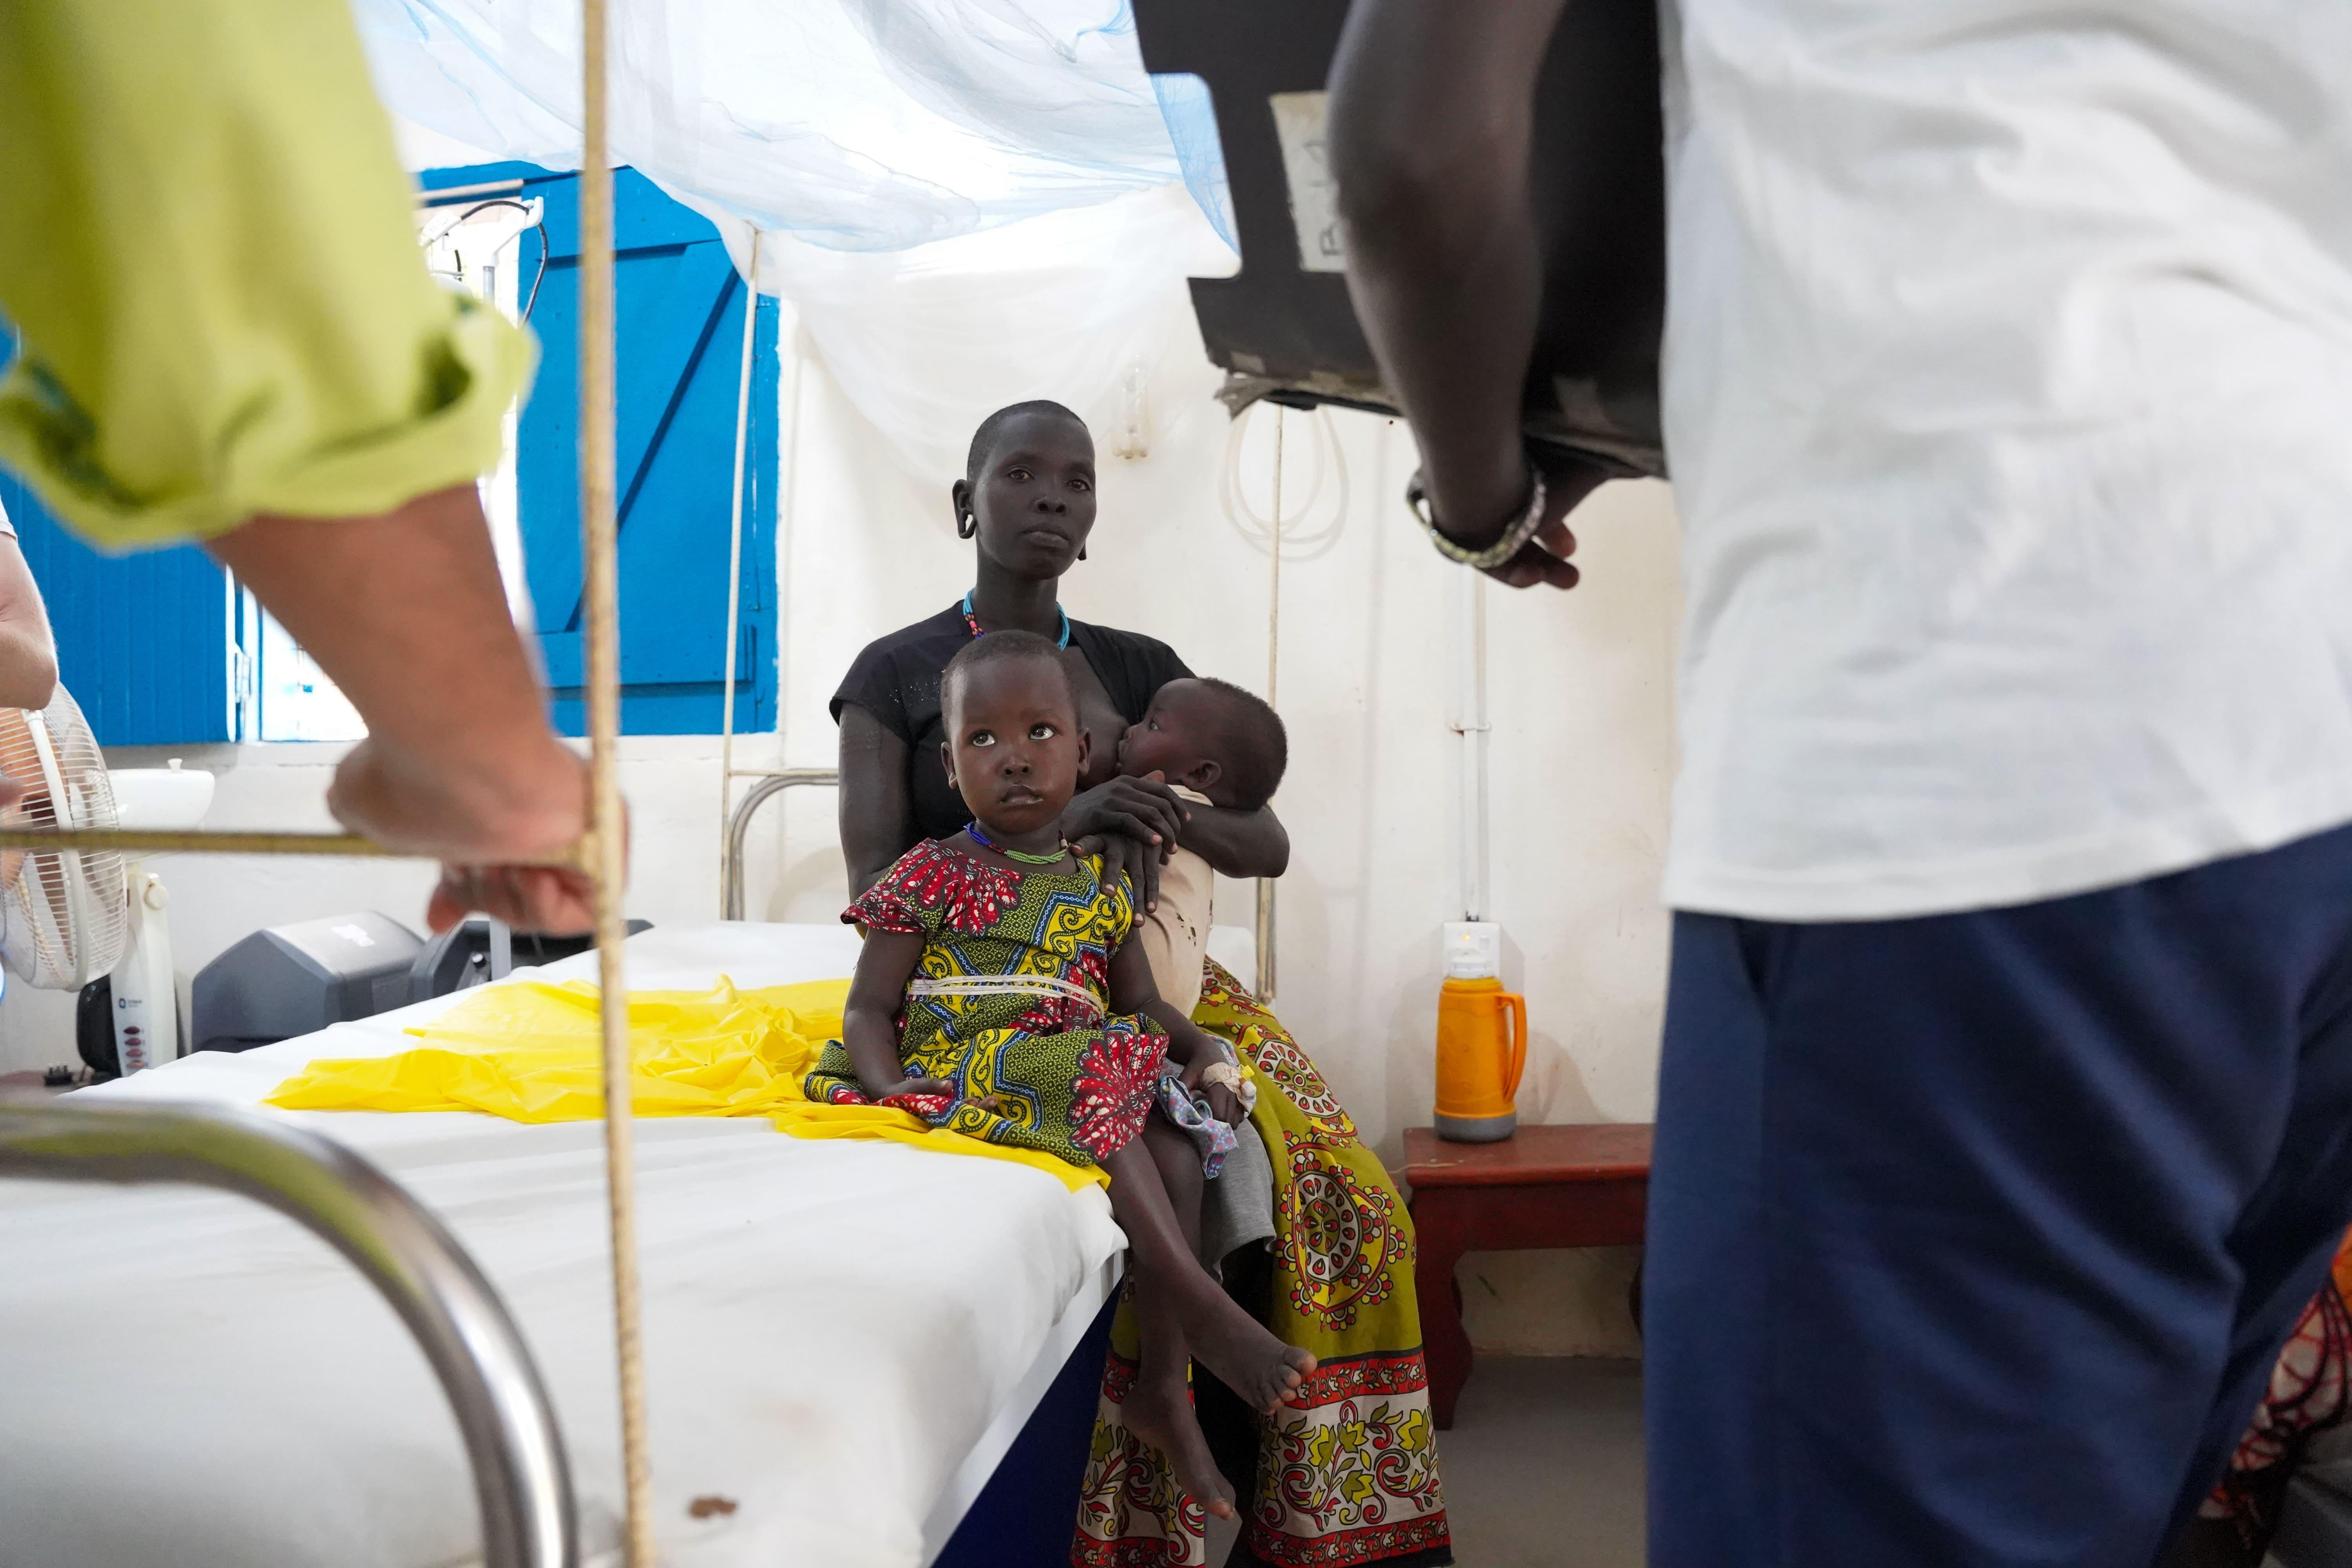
[843,838,1021,936]
[1069,1024,1164,1161]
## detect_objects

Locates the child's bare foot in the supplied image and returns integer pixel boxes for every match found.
[1122,1376,1236,1519]
[1185,1293,1318,1415]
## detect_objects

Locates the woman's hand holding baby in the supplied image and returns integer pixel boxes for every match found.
[1064,770,1191,911]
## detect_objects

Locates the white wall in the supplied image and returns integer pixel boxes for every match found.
[0,291,1681,1359]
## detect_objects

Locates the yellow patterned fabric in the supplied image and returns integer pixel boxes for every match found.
[264,976,1105,1194]
[805,841,1165,1172]
[1075,962,1452,1567]
[0,0,530,546]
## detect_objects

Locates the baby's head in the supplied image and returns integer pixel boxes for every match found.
[1115,677,1288,812]
[939,630,1086,838]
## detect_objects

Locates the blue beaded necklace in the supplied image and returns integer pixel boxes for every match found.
[966,820,1070,866]
[962,590,1071,649]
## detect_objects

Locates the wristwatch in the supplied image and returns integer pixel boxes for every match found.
[1405,458,1549,570]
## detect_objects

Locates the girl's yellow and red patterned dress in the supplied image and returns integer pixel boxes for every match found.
[804,839,1165,1169]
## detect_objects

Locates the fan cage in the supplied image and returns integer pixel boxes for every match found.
[0,684,129,989]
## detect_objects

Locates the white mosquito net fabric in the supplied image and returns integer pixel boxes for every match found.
[356,0,1230,251]
[357,0,1240,475]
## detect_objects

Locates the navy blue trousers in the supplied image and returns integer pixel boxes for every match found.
[1646,824,2352,1567]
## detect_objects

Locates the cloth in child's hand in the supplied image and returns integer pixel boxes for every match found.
[1156,1063,1241,1177]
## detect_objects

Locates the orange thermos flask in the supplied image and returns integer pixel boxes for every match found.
[1434,924,1527,1143]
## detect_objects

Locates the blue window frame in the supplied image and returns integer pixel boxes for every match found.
[1,167,776,747]
[423,162,780,737]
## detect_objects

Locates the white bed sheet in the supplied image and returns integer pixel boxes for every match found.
[0,922,1125,1568]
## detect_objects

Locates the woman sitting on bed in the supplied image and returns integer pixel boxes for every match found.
[833,402,1452,1567]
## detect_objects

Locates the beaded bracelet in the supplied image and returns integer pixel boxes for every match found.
[1404,459,1549,570]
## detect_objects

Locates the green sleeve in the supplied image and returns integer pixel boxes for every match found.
[0,0,534,549]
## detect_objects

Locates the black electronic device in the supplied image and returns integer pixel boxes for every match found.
[189,911,426,1054]
[408,916,653,1005]
[1132,0,1666,476]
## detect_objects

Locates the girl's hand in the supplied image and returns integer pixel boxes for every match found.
[1177,1050,1247,1127]
[869,1076,955,1101]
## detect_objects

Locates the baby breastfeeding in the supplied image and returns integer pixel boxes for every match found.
[807,631,1305,1519]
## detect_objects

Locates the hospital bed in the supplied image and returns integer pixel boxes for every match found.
[0,921,1126,1568]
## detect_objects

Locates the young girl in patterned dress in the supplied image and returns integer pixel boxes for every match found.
[808,630,1314,1521]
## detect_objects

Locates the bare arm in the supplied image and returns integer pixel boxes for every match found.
[1108,936,1246,1125]
[838,704,919,898]
[1178,801,1289,881]
[1327,0,1599,588]
[1109,936,1212,1065]
[840,927,951,1098]
[205,484,593,934]
[0,533,58,713]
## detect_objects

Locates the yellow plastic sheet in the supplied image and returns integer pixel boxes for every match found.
[265,976,1106,1192]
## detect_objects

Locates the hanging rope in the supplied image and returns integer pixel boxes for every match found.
[719,230,762,907]
[579,0,656,1562]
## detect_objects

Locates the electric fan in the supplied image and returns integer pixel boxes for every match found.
[0,684,130,993]
[98,761,214,1073]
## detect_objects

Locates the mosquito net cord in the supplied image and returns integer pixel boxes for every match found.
[579,0,655,1560]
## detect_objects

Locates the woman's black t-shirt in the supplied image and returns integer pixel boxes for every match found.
[831,604,1193,842]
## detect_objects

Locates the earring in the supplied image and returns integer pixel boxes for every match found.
[957,512,976,540]
[1078,544,1087,561]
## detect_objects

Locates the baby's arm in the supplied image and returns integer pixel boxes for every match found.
[1109,937,1246,1123]
[842,929,953,1100]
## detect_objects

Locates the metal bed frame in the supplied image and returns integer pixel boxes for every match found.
[720,768,838,922]
[0,1097,575,1568]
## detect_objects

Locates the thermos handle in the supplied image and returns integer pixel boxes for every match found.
[1500,991,1528,1098]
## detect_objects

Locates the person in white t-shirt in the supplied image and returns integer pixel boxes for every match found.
[1329,3,2352,1563]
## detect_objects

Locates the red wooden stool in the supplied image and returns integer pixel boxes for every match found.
[1403,1123,1652,1428]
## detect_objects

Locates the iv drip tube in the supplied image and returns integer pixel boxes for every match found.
[1455,566,1491,923]
[1255,409,1282,1003]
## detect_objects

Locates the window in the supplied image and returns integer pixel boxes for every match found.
[2,164,779,746]
[468,162,780,737]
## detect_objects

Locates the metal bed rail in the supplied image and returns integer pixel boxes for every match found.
[721,768,838,921]
[0,1097,576,1568]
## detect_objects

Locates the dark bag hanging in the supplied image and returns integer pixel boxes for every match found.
[1135,0,1667,480]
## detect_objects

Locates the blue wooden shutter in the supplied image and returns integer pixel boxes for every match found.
[423,163,779,736]
[0,325,231,746]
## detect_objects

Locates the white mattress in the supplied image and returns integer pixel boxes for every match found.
[0,923,1125,1568]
